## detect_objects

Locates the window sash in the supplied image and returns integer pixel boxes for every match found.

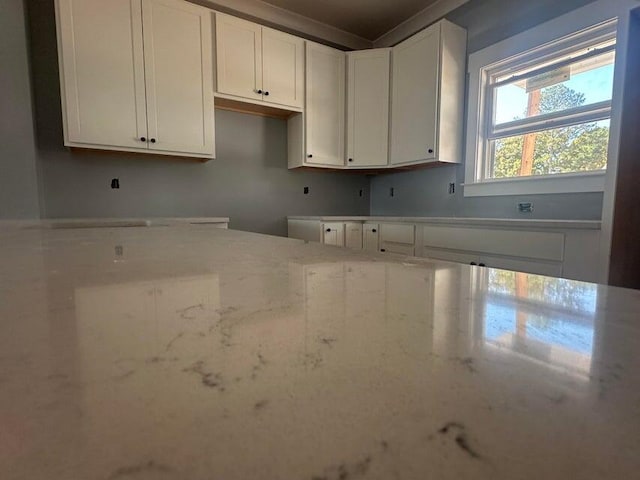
[487,100,612,140]
[490,43,616,89]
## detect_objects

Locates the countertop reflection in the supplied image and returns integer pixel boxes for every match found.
[1,225,639,480]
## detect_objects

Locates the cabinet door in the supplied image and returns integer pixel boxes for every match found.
[346,49,391,167]
[345,223,363,250]
[142,0,215,156]
[55,0,147,149]
[479,255,563,277]
[262,27,304,109]
[363,224,380,253]
[322,223,345,247]
[390,23,440,165]
[305,42,345,167]
[215,13,263,101]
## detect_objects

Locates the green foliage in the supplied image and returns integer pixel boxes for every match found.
[492,85,609,178]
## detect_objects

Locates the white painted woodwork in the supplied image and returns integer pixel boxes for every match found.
[305,42,346,167]
[262,27,305,108]
[479,255,563,278]
[390,20,466,166]
[215,13,263,100]
[421,225,565,261]
[346,49,391,168]
[345,223,363,250]
[322,223,345,247]
[380,242,415,256]
[55,0,215,158]
[379,224,415,245]
[55,0,148,149]
[143,0,215,156]
[363,224,380,252]
[288,219,321,242]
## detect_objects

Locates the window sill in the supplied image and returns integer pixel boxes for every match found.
[463,171,606,197]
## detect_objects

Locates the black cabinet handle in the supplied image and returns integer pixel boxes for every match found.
[428,148,434,154]
[257,89,263,94]
[380,248,386,252]
[140,137,146,142]
[372,229,377,233]
[307,154,313,158]
[479,263,486,267]
[150,138,156,143]
[470,262,477,266]
[326,228,331,232]
[348,158,353,162]
[264,91,270,96]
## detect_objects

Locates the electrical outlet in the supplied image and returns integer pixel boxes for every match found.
[448,183,455,194]
[303,186,309,195]
[111,178,120,189]
[518,202,534,213]
[390,187,395,197]
[359,189,363,197]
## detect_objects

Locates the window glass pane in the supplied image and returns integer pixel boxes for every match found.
[489,119,610,179]
[493,50,615,126]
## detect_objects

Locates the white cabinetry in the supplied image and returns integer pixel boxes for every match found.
[390,20,466,166]
[304,42,346,167]
[322,223,345,247]
[346,49,391,168]
[363,224,380,252]
[345,223,363,250]
[379,224,416,256]
[215,14,304,109]
[55,0,214,158]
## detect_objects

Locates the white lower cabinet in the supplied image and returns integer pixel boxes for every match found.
[345,223,363,250]
[363,224,380,252]
[379,224,416,255]
[322,223,345,247]
[288,218,600,282]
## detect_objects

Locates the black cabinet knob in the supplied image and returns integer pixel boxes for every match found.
[470,262,477,266]
[257,89,263,94]
[348,158,353,162]
[140,137,146,142]
[307,154,313,158]
[479,263,486,267]
[150,138,156,143]
[372,229,377,233]
[264,91,270,96]
[326,228,331,232]
[380,248,386,252]
[428,148,434,154]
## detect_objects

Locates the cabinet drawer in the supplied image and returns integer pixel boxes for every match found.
[380,242,415,256]
[422,225,564,261]
[380,224,415,245]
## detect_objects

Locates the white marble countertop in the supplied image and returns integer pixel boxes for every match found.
[0,217,230,229]
[1,224,638,480]
[288,216,602,230]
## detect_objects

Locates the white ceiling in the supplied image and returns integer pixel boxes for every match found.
[260,0,444,41]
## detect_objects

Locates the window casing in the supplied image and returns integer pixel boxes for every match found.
[465,19,619,197]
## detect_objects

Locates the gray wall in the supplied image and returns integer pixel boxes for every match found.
[370,0,604,220]
[0,0,40,219]
[25,0,369,237]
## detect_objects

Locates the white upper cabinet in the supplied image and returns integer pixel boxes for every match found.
[305,42,346,167]
[262,27,304,109]
[346,48,391,168]
[215,15,304,110]
[55,0,148,150]
[55,0,215,158]
[390,20,467,166]
[215,14,263,101]
[142,0,214,156]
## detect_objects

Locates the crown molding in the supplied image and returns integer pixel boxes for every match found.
[372,0,470,47]
[190,0,372,50]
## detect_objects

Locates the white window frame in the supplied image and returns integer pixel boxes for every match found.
[464,12,620,198]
